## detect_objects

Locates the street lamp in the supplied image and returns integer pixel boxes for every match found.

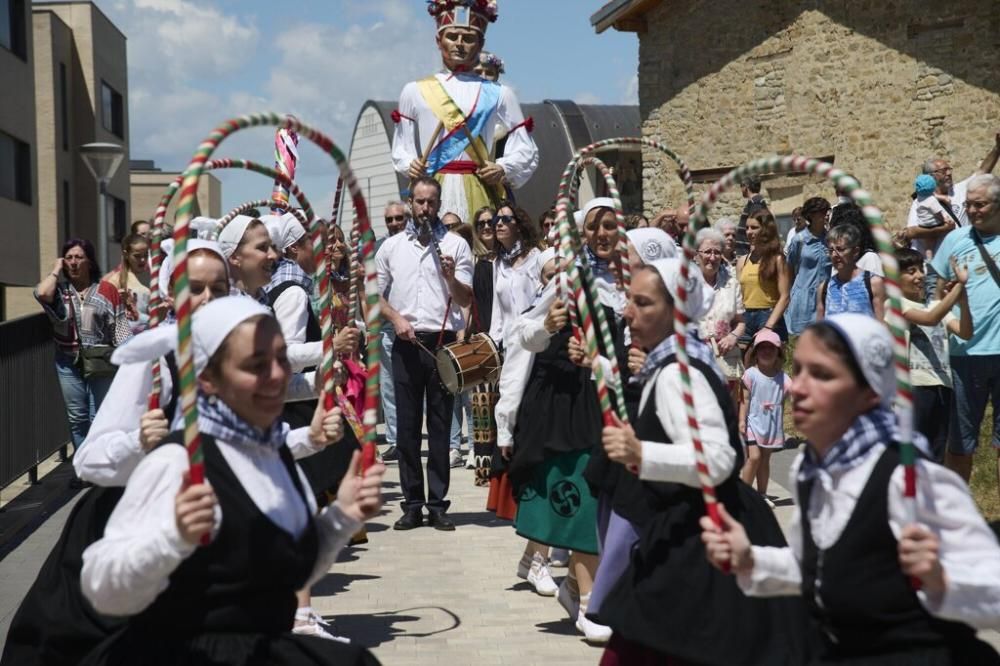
[80,142,125,271]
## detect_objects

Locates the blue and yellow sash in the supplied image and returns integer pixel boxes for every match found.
[418,75,501,175]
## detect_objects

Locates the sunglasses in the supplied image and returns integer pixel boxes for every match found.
[492,214,516,226]
[385,214,406,223]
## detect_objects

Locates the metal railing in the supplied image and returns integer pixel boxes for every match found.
[0,313,70,490]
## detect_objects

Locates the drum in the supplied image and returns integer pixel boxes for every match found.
[435,333,501,394]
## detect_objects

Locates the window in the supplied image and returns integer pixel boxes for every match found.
[1,0,26,59]
[60,63,69,151]
[0,131,31,204]
[105,193,126,242]
[101,81,124,138]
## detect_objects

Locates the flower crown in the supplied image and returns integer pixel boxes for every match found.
[479,51,505,73]
[427,0,499,31]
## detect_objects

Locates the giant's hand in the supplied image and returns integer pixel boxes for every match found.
[477,162,506,186]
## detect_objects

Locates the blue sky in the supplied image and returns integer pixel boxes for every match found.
[99,0,639,216]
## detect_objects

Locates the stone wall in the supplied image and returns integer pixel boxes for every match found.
[636,2,1000,228]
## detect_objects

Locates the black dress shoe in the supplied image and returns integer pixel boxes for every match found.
[382,445,398,462]
[426,511,455,531]
[393,511,423,530]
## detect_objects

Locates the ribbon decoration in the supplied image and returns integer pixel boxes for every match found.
[170,113,379,486]
[271,126,299,213]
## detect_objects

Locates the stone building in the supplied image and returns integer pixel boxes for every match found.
[591,1,1000,230]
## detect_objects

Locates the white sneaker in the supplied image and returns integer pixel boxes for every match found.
[449,449,464,468]
[465,453,475,469]
[549,548,570,567]
[527,553,558,596]
[516,552,533,580]
[576,607,612,644]
[293,611,351,644]
[557,577,580,620]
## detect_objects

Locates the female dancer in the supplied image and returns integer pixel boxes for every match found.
[597,259,805,665]
[78,296,383,665]
[703,313,1000,665]
[506,198,626,643]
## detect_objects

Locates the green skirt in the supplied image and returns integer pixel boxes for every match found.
[514,450,598,555]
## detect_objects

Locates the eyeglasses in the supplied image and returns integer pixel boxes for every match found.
[385,214,406,223]
[826,245,855,257]
[964,200,992,211]
[932,167,953,175]
[492,215,516,226]
[698,249,723,258]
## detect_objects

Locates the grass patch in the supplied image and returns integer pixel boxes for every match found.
[776,337,998,521]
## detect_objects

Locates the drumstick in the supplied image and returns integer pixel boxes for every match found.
[409,121,444,191]
[460,124,506,201]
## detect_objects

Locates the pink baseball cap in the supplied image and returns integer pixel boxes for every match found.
[753,328,782,349]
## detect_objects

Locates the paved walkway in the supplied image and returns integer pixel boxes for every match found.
[2,447,996,664]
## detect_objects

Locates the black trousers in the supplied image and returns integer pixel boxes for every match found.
[392,331,457,513]
[913,384,953,463]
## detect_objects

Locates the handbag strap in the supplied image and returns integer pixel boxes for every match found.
[970,226,1000,289]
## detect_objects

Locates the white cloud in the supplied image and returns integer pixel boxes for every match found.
[623,73,639,105]
[574,92,602,105]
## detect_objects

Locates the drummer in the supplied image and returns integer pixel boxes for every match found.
[376,177,474,531]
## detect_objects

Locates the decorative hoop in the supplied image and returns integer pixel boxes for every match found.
[170,113,379,483]
[690,154,914,525]
[146,158,317,412]
[218,199,270,227]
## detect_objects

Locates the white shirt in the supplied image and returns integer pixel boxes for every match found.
[376,227,474,333]
[738,445,1000,630]
[636,365,737,488]
[489,249,542,343]
[80,437,359,617]
[77,358,320,487]
[496,287,550,447]
[391,71,538,221]
[271,285,322,372]
[906,176,972,243]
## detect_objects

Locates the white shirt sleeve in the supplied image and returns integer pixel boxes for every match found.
[889,461,1000,629]
[304,502,362,588]
[495,341,534,448]
[637,365,737,488]
[494,85,539,189]
[856,251,885,277]
[916,197,945,227]
[76,359,166,487]
[285,426,324,460]
[80,445,213,616]
[390,82,420,176]
[509,282,557,353]
[286,371,318,402]
[376,237,392,297]
[739,455,806,596]
[272,285,322,372]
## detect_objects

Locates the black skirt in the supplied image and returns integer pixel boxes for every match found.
[2,487,125,666]
[598,479,810,666]
[78,629,379,666]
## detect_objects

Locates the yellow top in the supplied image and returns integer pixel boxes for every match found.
[739,255,779,308]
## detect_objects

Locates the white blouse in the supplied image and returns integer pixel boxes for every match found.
[489,249,542,344]
[636,366,737,488]
[77,358,321,487]
[271,285,322,372]
[80,438,360,617]
[738,444,1000,630]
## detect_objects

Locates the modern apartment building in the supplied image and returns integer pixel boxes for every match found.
[2,0,130,319]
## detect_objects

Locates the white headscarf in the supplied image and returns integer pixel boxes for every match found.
[217,215,257,260]
[648,258,714,320]
[822,314,895,408]
[627,228,677,263]
[112,295,273,376]
[157,239,228,299]
[190,216,218,240]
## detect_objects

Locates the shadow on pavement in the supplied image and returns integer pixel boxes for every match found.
[330,606,460,647]
[446,510,509,527]
[312,572,381,597]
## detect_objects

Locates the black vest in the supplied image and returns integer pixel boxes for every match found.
[266,281,322,345]
[799,445,976,658]
[612,354,744,524]
[132,434,318,636]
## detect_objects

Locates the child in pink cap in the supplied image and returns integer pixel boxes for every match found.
[739,328,790,506]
